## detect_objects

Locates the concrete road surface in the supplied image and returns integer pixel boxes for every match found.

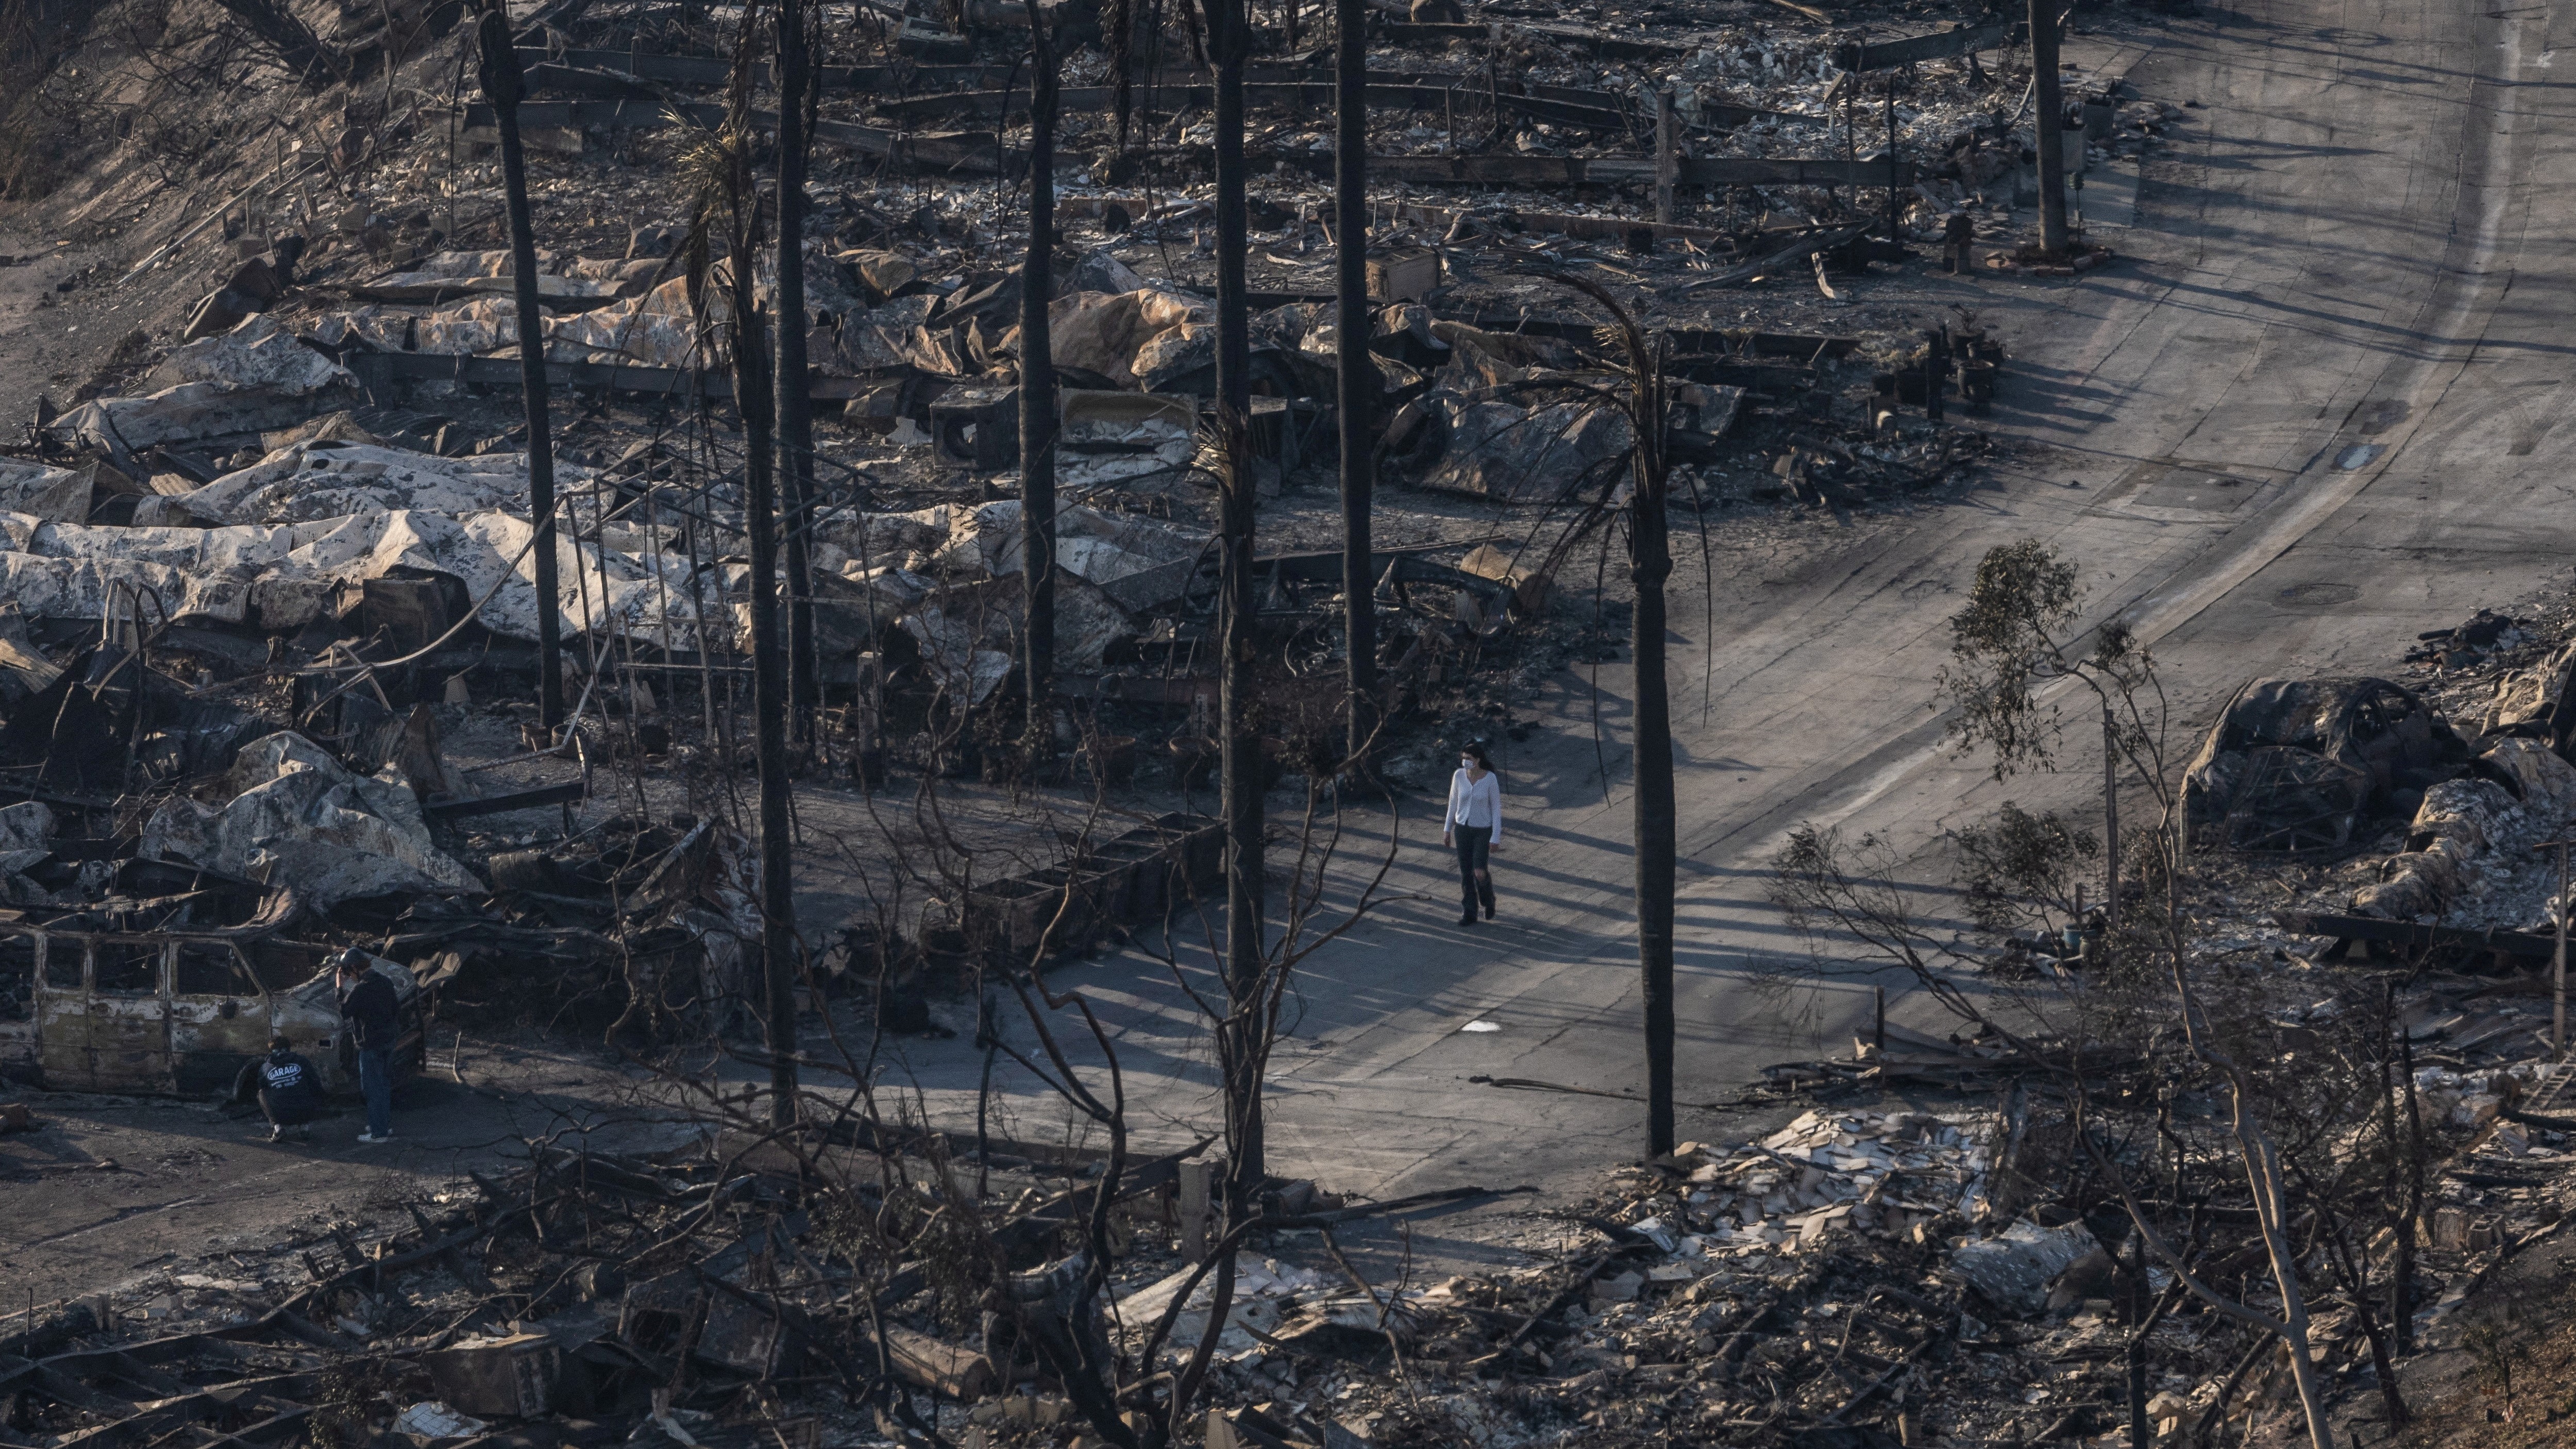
[856,0,2576,1246]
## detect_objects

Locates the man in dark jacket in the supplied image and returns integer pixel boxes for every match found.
[231,1035,326,1142]
[336,950,400,1144]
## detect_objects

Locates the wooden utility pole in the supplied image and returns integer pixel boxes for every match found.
[1204,0,1266,1205]
[474,6,562,731]
[1020,0,1061,752]
[1336,0,1374,767]
[775,0,820,740]
[2029,0,2068,252]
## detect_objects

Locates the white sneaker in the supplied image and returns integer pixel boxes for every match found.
[356,1132,392,1144]
[265,1125,284,1143]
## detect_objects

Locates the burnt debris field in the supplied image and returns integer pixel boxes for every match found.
[6,1,2576,1448]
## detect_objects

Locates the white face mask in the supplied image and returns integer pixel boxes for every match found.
[1460,759,1477,770]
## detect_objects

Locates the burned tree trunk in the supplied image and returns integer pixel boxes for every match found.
[1540,275,1677,1156]
[775,0,821,741]
[475,7,563,731]
[1203,0,1265,1204]
[2029,0,2068,253]
[1630,347,1676,1158]
[719,17,800,1127]
[1020,0,1061,752]
[1335,0,1374,767]
[2394,1022,2425,1353]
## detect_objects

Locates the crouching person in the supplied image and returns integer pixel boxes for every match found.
[232,1035,326,1142]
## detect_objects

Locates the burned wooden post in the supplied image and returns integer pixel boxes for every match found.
[474,5,562,731]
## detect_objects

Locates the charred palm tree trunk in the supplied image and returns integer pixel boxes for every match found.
[1631,358,1676,1157]
[1335,0,1373,767]
[775,0,820,742]
[1020,0,1061,752]
[724,13,798,1127]
[2030,0,2067,253]
[475,7,562,730]
[1203,0,1264,1206]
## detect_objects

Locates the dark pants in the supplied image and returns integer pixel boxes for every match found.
[1453,825,1494,918]
[358,1048,393,1137]
[259,1090,321,1130]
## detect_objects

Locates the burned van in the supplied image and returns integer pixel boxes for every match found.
[0,923,426,1095]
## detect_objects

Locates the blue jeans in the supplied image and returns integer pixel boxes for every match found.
[358,1048,393,1137]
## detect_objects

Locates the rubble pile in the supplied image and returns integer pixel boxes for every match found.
[13,1013,2576,1449]
[2165,595,2576,976]
[0,0,2109,1069]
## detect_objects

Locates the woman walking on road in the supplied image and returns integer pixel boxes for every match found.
[1444,742,1504,926]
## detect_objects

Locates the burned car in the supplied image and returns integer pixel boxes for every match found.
[2183,677,2470,851]
[0,921,427,1095]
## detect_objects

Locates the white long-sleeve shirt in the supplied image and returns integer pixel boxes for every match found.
[1446,768,1503,843]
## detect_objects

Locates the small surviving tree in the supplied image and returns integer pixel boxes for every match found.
[1937,539,2334,1449]
[1935,538,2170,941]
[1765,809,2088,1047]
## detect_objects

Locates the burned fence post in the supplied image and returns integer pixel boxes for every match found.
[475,3,563,732]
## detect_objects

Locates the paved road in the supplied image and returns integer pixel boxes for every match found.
[856,0,2576,1242]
